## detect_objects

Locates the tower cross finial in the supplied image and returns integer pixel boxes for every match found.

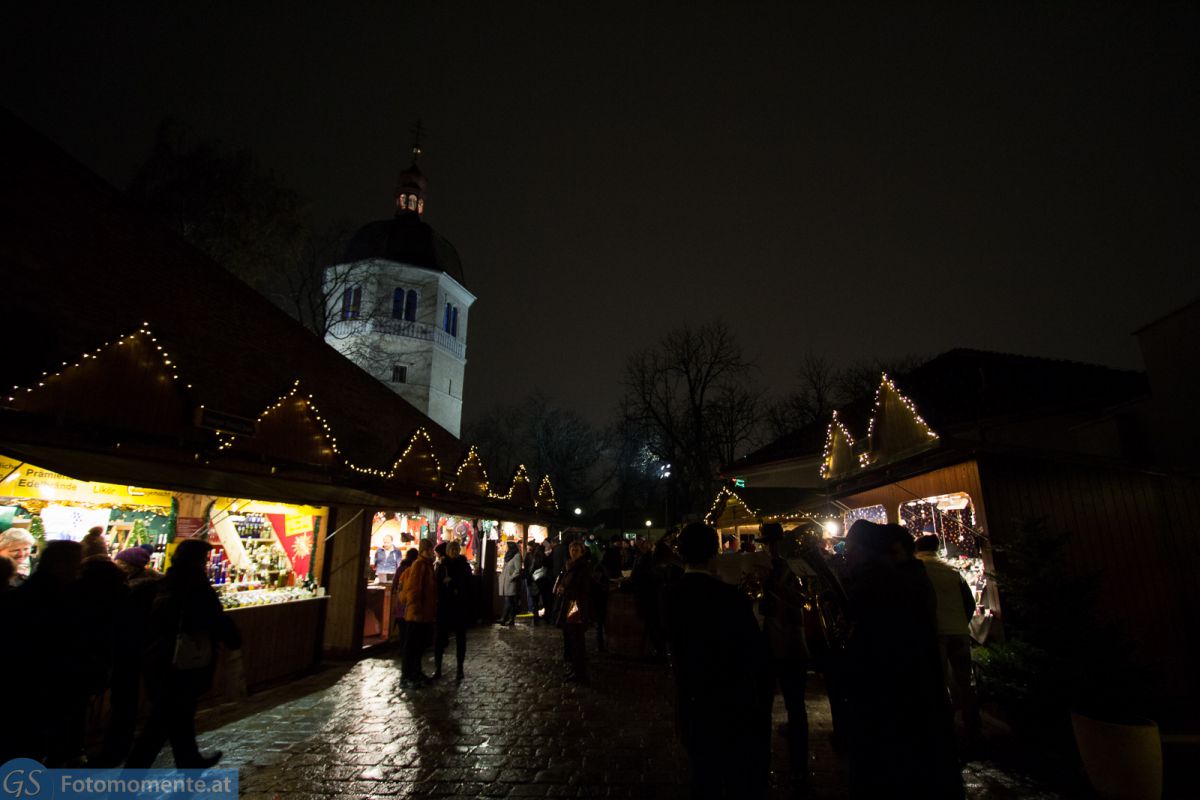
[410,119,426,164]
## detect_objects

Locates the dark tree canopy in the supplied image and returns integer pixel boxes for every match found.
[127,120,349,337]
[621,320,761,519]
[465,391,611,512]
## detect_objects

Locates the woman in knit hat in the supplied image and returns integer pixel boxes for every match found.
[115,546,160,585]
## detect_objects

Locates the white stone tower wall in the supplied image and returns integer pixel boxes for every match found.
[322,258,473,438]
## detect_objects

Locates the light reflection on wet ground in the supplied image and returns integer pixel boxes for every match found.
[160,624,1063,799]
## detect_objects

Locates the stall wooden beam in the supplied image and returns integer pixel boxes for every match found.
[322,504,371,657]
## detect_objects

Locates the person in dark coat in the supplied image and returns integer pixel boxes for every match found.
[532,540,555,620]
[757,522,811,796]
[629,538,663,659]
[95,547,162,766]
[78,539,129,758]
[126,539,241,768]
[0,555,15,592]
[554,539,594,684]
[549,533,573,621]
[433,540,473,681]
[662,522,772,800]
[591,535,623,652]
[525,540,550,623]
[842,521,963,799]
[2,540,84,765]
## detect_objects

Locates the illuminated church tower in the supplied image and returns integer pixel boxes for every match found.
[324,127,475,437]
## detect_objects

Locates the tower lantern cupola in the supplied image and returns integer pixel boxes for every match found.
[395,120,428,216]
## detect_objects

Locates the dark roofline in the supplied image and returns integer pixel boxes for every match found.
[1130,296,1200,335]
[731,347,1148,475]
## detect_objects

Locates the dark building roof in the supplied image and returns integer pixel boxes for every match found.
[343,213,466,288]
[733,348,1148,472]
[0,109,466,479]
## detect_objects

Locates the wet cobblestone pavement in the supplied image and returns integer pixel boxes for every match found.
[173,623,1066,799]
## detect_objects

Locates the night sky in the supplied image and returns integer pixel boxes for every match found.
[5,4,1198,428]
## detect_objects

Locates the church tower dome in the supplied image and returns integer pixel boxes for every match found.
[323,120,476,439]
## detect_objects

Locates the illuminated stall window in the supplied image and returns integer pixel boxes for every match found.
[367,511,429,579]
[204,497,327,608]
[899,492,993,633]
[436,515,478,564]
[899,492,978,557]
[490,520,525,572]
[843,504,888,531]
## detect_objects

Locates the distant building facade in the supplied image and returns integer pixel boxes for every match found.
[324,154,475,437]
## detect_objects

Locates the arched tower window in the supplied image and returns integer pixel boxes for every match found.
[451,306,459,338]
[443,303,452,333]
[341,285,362,320]
[404,290,418,322]
[392,288,406,319]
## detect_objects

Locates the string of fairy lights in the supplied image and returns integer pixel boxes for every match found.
[820,373,940,480]
[5,325,561,511]
[867,373,939,444]
[6,324,194,404]
[490,464,531,503]
[448,446,491,496]
[819,411,856,480]
[703,486,836,529]
[537,475,559,512]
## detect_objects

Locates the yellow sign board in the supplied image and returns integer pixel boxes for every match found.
[211,497,326,520]
[0,456,173,509]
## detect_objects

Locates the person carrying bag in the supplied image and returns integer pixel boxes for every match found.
[127,539,241,769]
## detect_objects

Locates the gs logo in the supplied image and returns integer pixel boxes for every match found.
[0,760,46,799]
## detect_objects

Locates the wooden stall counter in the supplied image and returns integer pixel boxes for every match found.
[363,584,395,648]
[224,596,328,690]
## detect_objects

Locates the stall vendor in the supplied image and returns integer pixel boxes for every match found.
[374,534,401,579]
[0,527,36,585]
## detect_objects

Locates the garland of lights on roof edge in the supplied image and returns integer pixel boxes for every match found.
[5,325,556,507]
[819,373,939,480]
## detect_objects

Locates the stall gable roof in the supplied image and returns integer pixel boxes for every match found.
[536,475,559,513]
[389,428,444,488]
[9,326,199,442]
[495,464,534,508]
[734,348,1147,475]
[449,447,490,498]
[705,485,827,525]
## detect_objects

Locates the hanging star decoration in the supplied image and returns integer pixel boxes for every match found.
[292,532,313,560]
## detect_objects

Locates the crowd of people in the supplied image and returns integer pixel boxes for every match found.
[0,528,238,770]
[652,519,976,800]
[3,517,979,799]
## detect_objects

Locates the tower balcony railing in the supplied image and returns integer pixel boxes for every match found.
[328,317,466,359]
